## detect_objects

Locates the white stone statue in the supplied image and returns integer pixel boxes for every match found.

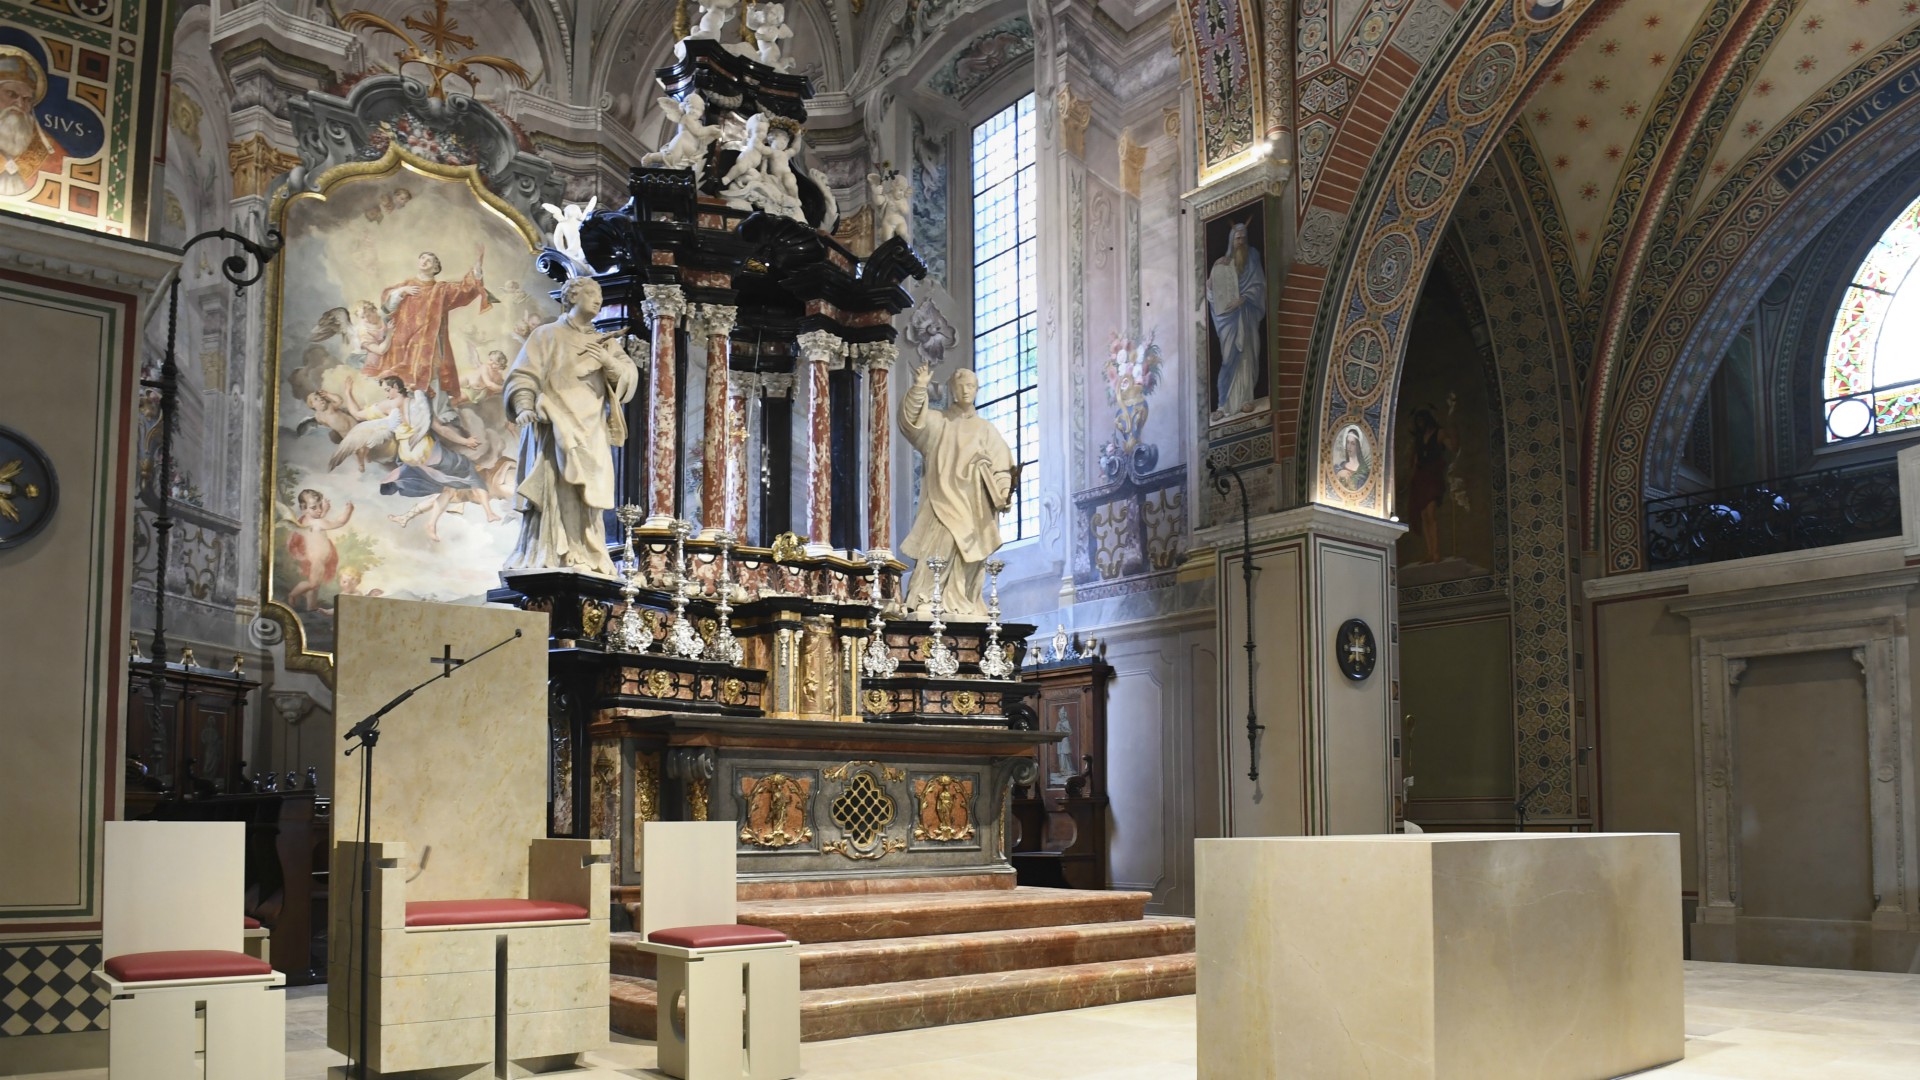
[807,165,840,232]
[720,112,771,195]
[899,361,1015,619]
[745,2,795,70]
[503,276,639,577]
[540,197,595,265]
[721,114,804,220]
[868,170,912,245]
[689,0,740,40]
[641,94,721,180]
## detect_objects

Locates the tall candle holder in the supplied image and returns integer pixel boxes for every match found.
[608,505,654,654]
[923,556,960,678]
[664,519,705,659]
[861,550,898,679]
[703,531,744,666]
[978,558,1014,679]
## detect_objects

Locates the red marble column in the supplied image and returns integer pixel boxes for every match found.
[864,341,897,555]
[725,372,751,539]
[699,304,738,537]
[641,284,687,528]
[796,330,841,549]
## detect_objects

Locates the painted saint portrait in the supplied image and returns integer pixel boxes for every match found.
[264,149,558,664]
[1204,201,1270,421]
[1332,423,1372,491]
[1393,293,1495,587]
[0,34,106,210]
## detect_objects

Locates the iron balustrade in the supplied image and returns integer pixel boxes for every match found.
[1644,459,1902,570]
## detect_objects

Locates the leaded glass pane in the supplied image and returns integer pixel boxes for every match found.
[1823,192,1920,441]
[970,93,1039,539]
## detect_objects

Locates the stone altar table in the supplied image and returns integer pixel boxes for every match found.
[1195,833,1683,1080]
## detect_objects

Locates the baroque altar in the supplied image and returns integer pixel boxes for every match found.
[489,13,1055,893]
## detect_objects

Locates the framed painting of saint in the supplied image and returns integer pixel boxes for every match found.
[1203,199,1272,424]
[260,146,558,672]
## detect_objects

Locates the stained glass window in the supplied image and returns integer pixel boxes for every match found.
[971,93,1039,540]
[1823,191,1920,441]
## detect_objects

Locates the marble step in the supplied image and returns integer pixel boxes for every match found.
[611,870,1016,909]
[610,916,1196,986]
[619,885,1151,944]
[609,953,1197,1041]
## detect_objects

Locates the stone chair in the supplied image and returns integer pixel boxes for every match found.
[95,820,285,1080]
[637,821,799,1080]
[326,595,610,1078]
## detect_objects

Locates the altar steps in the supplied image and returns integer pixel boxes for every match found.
[607,886,1196,1040]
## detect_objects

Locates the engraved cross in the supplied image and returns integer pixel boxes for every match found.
[431,643,465,676]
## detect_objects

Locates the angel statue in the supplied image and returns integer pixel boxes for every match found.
[745,2,795,70]
[755,123,804,219]
[641,93,721,180]
[540,197,596,266]
[868,170,912,245]
[688,0,740,40]
[722,113,803,218]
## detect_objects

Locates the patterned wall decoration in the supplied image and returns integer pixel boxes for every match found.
[0,941,107,1037]
[1180,0,1262,176]
[1595,19,1920,570]
[909,113,949,287]
[1262,0,1294,139]
[924,15,1033,103]
[0,1,160,237]
[1501,125,1591,389]
[1305,0,1594,513]
[1449,171,1580,820]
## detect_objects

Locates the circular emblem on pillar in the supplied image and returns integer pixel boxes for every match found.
[0,426,57,550]
[1336,618,1377,682]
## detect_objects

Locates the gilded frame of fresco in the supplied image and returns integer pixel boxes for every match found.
[258,145,544,677]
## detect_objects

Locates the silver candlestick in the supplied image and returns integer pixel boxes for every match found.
[978,558,1014,679]
[664,520,705,659]
[923,556,960,678]
[703,531,744,666]
[608,505,654,653]
[861,550,898,679]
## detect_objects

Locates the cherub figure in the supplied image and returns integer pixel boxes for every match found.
[280,489,354,613]
[540,197,596,266]
[689,0,740,40]
[757,124,803,217]
[869,170,912,244]
[641,94,721,180]
[745,2,794,70]
[300,390,357,443]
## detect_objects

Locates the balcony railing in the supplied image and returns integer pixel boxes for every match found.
[1645,459,1902,570]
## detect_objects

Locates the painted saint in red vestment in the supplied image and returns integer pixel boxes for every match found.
[366,249,490,397]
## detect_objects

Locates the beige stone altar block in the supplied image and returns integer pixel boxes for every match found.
[328,596,609,1077]
[1196,833,1683,1080]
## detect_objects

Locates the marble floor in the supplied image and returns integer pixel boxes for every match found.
[14,960,1920,1078]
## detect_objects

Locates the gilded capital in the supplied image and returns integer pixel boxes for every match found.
[1056,83,1091,159]
[1119,128,1148,197]
[227,134,300,200]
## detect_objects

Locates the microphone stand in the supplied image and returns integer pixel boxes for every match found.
[341,628,522,1079]
[1513,779,1551,833]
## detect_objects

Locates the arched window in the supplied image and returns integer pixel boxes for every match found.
[1823,191,1920,442]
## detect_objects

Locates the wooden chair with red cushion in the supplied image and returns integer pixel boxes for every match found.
[94,821,285,1080]
[637,821,798,1080]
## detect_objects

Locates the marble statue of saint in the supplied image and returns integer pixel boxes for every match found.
[899,362,1015,619]
[503,276,638,576]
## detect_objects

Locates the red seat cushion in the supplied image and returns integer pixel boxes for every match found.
[105,950,272,983]
[646,924,790,949]
[242,916,262,930]
[403,899,590,927]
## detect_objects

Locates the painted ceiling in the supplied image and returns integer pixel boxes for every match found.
[1519,0,1920,283]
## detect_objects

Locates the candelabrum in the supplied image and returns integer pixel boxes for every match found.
[703,531,744,666]
[861,550,899,679]
[664,520,706,659]
[923,556,960,678]
[978,559,1014,678]
[608,505,654,653]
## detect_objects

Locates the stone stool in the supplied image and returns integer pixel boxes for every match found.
[641,924,799,1080]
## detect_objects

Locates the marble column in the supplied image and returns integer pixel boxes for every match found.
[860,341,897,557]
[641,285,687,529]
[697,304,738,537]
[796,329,842,552]
[726,371,754,539]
